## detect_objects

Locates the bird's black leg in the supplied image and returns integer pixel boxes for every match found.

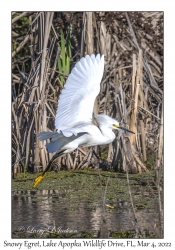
[42,150,66,175]
[92,148,100,160]
[33,150,66,187]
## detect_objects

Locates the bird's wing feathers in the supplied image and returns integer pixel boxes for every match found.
[55,54,104,132]
[60,122,91,137]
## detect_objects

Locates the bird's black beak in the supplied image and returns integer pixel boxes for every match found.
[118,126,135,134]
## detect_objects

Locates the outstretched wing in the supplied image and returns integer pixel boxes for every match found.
[55,54,104,132]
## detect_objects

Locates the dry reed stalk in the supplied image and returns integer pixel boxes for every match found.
[131,54,137,99]
[86,12,93,55]
[130,54,137,148]
[80,12,86,57]
[73,149,78,170]
[39,12,54,93]
[139,120,146,162]
[133,153,148,172]
[157,104,163,169]
[100,21,107,56]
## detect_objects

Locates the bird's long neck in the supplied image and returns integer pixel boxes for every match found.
[98,125,115,144]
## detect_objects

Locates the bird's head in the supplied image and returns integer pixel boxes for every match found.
[94,114,135,134]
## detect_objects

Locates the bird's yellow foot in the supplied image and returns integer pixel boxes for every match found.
[33,173,46,187]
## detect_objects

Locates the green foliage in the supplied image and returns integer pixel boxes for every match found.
[20,16,29,25]
[109,230,156,238]
[109,230,135,238]
[13,42,17,51]
[21,159,27,178]
[58,28,72,86]
[146,153,154,170]
[80,231,95,238]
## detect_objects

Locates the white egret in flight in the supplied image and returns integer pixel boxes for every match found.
[33,54,134,187]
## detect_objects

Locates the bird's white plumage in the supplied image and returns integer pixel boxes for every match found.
[55,54,104,132]
[38,54,134,154]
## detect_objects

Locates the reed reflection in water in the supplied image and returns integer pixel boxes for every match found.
[12,190,161,238]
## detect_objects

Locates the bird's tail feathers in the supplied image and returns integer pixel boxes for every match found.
[38,131,65,153]
[38,131,59,141]
[46,138,65,153]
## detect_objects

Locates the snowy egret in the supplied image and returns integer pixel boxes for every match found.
[33,54,134,187]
